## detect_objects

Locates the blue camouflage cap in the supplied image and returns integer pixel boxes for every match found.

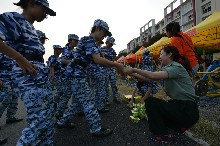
[93,19,112,37]
[68,34,79,41]
[36,30,48,39]
[53,45,62,49]
[106,37,116,45]
[142,49,150,56]
[34,0,56,16]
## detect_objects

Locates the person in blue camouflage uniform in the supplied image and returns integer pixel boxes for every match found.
[36,30,48,45]
[128,49,159,106]
[57,19,124,137]
[141,49,159,95]
[129,78,159,106]
[88,41,109,113]
[0,0,56,145]
[0,50,23,124]
[102,37,120,104]
[48,45,63,108]
[142,49,156,71]
[0,80,8,145]
[55,34,80,119]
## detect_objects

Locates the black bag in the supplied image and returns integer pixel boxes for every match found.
[181,37,205,64]
[195,52,205,64]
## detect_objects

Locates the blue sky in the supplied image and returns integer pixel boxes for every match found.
[0,0,174,61]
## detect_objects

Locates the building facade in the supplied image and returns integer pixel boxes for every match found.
[125,0,220,54]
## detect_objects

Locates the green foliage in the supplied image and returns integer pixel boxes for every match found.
[132,45,141,54]
[118,52,128,58]
[191,118,220,145]
[143,33,166,48]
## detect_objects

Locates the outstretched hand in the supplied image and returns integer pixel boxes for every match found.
[116,63,125,75]
[16,57,40,77]
[124,67,134,75]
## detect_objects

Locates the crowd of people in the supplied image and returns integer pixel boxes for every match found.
[0,0,200,145]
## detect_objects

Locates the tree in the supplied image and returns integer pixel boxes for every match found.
[143,33,166,49]
[118,52,128,58]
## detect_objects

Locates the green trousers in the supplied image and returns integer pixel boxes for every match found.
[145,97,199,135]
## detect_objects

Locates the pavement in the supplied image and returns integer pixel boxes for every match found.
[0,94,201,146]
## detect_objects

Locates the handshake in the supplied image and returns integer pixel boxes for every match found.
[115,64,134,76]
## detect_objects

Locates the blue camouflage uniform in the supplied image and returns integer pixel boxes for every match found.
[0,52,19,121]
[0,12,54,146]
[55,34,81,118]
[140,49,159,95]
[102,38,118,101]
[57,34,103,133]
[48,45,63,105]
[142,49,156,71]
[88,46,106,110]
[57,18,113,133]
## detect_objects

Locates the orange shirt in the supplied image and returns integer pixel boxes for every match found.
[171,32,198,68]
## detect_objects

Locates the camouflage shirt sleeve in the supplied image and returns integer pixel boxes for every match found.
[0,12,22,41]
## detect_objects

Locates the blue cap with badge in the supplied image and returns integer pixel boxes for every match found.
[68,34,79,41]
[36,30,48,39]
[106,37,116,45]
[93,19,112,37]
[53,45,62,49]
[34,0,56,16]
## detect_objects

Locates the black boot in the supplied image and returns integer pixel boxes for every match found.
[0,138,7,145]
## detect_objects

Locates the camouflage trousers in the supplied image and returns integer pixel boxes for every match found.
[50,80,64,104]
[55,80,83,117]
[89,72,106,109]
[16,84,54,146]
[105,68,118,101]
[57,78,101,133]
[0,82,18,120]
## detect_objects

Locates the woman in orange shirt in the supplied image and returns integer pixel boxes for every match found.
[166,22,199,78]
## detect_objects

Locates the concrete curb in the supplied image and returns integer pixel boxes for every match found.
[185,131,210,146]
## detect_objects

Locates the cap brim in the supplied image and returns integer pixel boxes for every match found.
[41,37,49,40]
[106,31,112,37]
[46,7,56,16]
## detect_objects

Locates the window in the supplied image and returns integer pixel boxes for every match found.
[202,15,210,21]
[155,25,160,30]
[188,14,193,21]
[202,2,211,14]
[177,11,181,17]
[167,17,171,23]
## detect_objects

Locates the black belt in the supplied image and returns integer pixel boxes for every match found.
[0,66,12,71]
[22,53,43,63]
[169,99,197,106]
[73,59,88,68]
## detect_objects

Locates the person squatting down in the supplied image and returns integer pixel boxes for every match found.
[129,49,159,106]
[0,0,56,145]
[125,46,199,144]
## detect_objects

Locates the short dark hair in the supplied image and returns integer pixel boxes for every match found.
[166,22,181,38]
[14,0,30,9]
[162,46,192,77]
[90,26,106,35]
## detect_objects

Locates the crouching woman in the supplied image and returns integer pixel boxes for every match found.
[125,46,199,144]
